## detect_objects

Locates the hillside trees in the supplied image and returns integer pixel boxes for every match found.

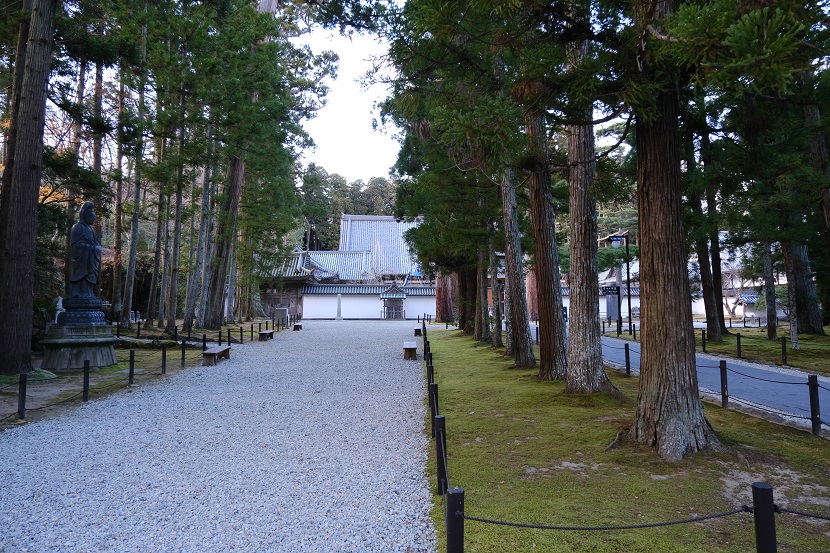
[672,2,829,344]
[0,0,338,362]
[374,0,828,458]
[298,164,397,251]
[116,0,331,330]
[382,0,546,364]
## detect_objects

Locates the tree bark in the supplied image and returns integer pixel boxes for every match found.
[121,15,148,326]
[1,0,32,187]
[157,192,172,328]
[490,244,503,348]
[202,0,277,329]
[435,272,457,323]
[784,248,801,350]
[632,83,718,459]
[165,84,187,334]
[183,131,214,332]
[205,157,245,329]
[198,169,217,328]
[457,267,476,334]
[687,187,721,341]
[804,102,830,323]
[500,169,535,366]
[525,111,567,381]
[781,241,823,335]
[701,131,729,335]
[761,241,778,340]
[0,0,57,375]
[476,246,491,343]
[564,103,614,394]
[563,4,612,393]
[225,221,239,325]
[111,72,125,319]
[504,268,514,355]
[146,189,166,323]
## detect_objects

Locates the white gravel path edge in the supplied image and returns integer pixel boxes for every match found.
[0,320,437,553]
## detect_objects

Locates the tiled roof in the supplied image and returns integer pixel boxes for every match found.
[339,214,419,276]
[259,251,315,281]
[307,250,373,281]
[380,284,407,299]
[303,284,436,296]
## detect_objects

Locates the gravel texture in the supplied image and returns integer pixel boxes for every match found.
[0,320,436,552]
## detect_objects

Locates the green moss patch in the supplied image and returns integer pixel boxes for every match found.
[427,329,830,552]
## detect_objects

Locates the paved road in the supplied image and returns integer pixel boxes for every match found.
[598,333,830,432]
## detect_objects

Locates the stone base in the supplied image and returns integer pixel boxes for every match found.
[56,297,108,326]
[40,325,118,371]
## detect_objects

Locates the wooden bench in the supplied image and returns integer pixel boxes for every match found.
[258,329,274,341]
[414,327,422,336]
[293,323,302,331]
[202,345,231,366]
[403,341,418,360]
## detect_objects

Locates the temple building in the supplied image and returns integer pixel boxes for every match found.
[260,215,436,320]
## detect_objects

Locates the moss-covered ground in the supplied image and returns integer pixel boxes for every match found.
[426,328,830,552]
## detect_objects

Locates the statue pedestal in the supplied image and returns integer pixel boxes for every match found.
[40,297,117,371]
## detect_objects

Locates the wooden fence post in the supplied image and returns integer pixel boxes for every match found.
[751,482,776,553]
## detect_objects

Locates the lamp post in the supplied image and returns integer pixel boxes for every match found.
[610,234,632,334]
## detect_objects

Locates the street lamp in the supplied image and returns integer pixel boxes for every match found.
[610,234,632,334]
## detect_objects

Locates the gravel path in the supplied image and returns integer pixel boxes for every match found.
[0,320,436,553]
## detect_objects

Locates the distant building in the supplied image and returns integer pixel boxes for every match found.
[259,215,436,320]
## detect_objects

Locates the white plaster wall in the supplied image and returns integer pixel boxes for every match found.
[343,296,385,319]
[302,295,337,319]
[691,297,749,318]
[302,294,436,319]
[405,296,435,319]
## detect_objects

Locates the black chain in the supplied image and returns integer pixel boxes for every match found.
[776,505,830,522]
[725,367,806,386]
[459,506,751,531]
[728,396,812,419]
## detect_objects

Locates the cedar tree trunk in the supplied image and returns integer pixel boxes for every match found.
[0,0,57,375]
[525,111,567,381]
[632,86,717,459]
[501,169,535,366]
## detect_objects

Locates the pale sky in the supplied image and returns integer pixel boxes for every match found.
[296,30,401,183]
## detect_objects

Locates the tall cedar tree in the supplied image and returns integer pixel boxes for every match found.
[0,0,58,375]
[630,0,718,459]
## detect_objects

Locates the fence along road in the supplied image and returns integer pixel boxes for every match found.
[599,334,830,432]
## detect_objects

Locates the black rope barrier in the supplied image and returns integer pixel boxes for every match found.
[1,388,86,421]
[1,349,208,424]
[602,344,627,351]
[776,505,830,522]
[1,368,169,421]
[727,396,813,419]
[459,506,751,531]
[818,383,830,393]
[0,374,57,392]
[696,364,722,370]
[725,367,806,386]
